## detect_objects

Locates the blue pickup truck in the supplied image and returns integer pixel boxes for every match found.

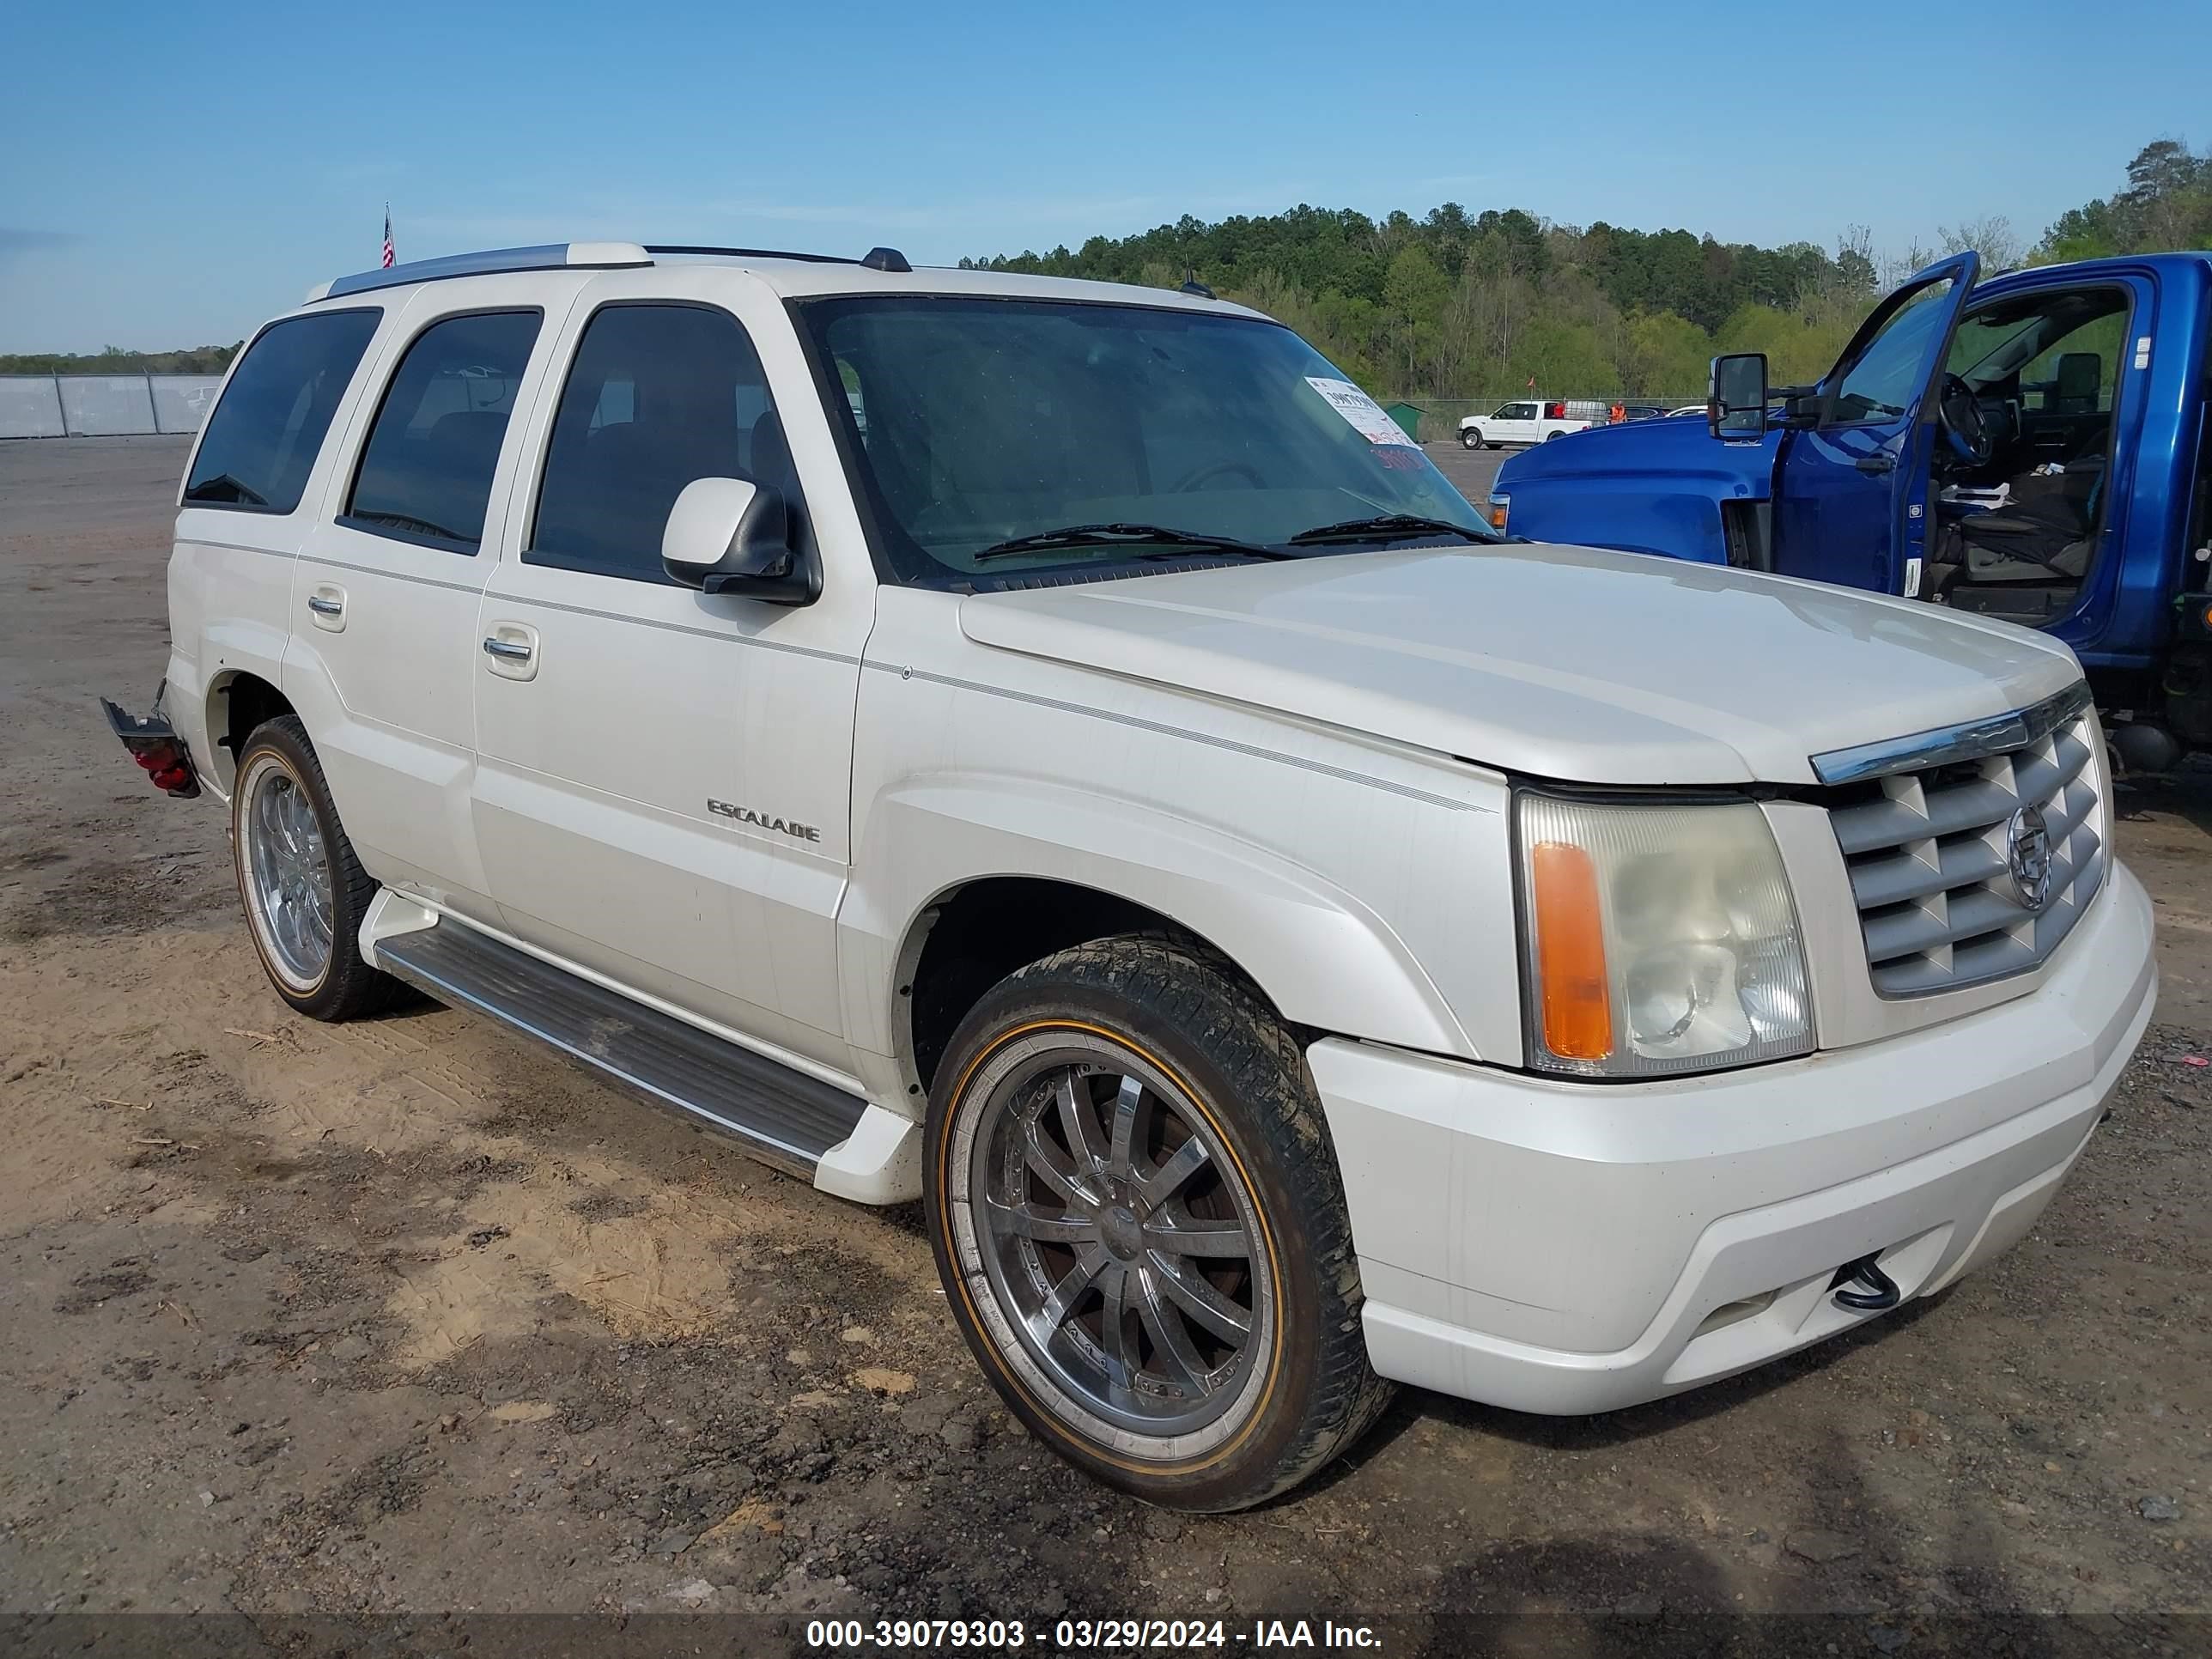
[1492,251,2212,770]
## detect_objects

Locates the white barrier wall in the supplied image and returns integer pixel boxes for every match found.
[149,376,223,434]
[0,374,225,439]
[57,375,157,436]
[0,378,68,439]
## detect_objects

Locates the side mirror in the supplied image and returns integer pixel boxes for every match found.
[660,477,817,605]
[1708,354,1771,441]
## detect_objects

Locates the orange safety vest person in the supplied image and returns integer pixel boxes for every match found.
[1610,402,1626,424]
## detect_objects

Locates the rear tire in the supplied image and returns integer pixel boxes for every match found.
[231,716,406,1023]
[925,934,1393,1510]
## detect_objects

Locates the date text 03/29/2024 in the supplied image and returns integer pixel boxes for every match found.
[804,1618,1384,1650]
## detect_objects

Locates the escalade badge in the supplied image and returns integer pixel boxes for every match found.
[708,799,822,842]
[2006,804,2053,912]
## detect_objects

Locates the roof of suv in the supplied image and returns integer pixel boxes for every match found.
[304,240,1267,319]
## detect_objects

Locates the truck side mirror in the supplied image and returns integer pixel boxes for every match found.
[1709,354,1771,441]
[661,477,818,606]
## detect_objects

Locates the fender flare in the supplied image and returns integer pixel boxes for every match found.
[836,775,1475,1067]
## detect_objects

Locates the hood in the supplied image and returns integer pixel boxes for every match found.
[957,544,2083,786]
[1498,410,1782,494]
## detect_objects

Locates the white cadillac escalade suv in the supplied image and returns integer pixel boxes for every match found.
[106,240,2156,1512]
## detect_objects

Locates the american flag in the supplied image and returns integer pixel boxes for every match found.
[381,207,394,269]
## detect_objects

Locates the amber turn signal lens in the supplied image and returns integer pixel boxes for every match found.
[1529,840,1613,1061]
[1486,497,1510,532]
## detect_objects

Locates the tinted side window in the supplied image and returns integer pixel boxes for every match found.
[183,310,380,512]
[343,311,541,553]
[530,304,801,582]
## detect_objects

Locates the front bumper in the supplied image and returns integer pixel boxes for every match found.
[1310,860,2157,1415]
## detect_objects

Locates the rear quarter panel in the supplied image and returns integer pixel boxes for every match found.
[165,301,398,799]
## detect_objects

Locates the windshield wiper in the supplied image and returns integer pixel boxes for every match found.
[1285,514,1495,547]
[970,522,1291,564]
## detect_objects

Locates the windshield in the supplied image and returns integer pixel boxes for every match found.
[795,295,1492,582]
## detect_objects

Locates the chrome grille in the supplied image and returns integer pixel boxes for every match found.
[1815,690,2106,997]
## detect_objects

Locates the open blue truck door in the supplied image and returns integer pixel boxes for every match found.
[1493,251,2212,769]
[1766,252,1980,597]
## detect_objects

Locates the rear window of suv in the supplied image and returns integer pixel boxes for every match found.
[182,309,381,512]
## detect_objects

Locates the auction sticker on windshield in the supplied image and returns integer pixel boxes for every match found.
[1306,377,1417,447]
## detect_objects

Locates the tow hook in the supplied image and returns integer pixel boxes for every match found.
[101,692,200,799]
[1830,1254,1901,1313]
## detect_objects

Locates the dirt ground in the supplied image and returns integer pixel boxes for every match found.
[2,435,2208,1653]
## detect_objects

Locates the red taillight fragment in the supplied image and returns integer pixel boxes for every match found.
[150,763,192,792]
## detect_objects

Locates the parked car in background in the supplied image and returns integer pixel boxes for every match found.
[1459,398,1593,448]
[1491,250,2212,772]
[106,239,2155,1512]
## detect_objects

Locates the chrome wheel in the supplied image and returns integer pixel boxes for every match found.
[948,1030,1275,1458]
[238,753,334,991]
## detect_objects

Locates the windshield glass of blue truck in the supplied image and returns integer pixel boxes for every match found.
[798,295,1493,582]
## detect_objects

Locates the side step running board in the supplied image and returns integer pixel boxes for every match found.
[374,919,868,1177]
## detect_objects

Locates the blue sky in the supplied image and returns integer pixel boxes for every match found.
[2,0,2204,351]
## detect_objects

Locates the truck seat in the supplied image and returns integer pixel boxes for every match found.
[2051,353,2101,416]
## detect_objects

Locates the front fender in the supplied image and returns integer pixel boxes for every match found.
[836,774,1480,1067]
[1498,420,1781,564]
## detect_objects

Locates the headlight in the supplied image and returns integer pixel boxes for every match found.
[1516,794,1814,1078]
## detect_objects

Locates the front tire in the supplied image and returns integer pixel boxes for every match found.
[925,935,1392,1510]
[1460,428,1483,450]
[231,716,405,1022]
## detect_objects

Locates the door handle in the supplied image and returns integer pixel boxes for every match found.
[306,584,347,631]
[481,622,541,682]
[1854,454,1897,475]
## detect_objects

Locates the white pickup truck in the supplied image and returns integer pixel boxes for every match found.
[1459,398,1593,448]
[107,240,2154,1512]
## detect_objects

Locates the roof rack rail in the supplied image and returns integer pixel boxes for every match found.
[310,241,651,302]
[642,244,861,265]
[305,240,921,305]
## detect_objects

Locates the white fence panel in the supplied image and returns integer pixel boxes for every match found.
[57,375,158,436]
[0,377,68,439]
[149,376,223,434]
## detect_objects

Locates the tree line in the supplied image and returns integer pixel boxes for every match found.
[964,139,2212,401]
[0,343,240,376]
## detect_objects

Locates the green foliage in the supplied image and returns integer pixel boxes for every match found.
[0,343,240,375]
[1620,311,1714,397]
[2033,139,2212,263]
[950,142,2206,402]
[965,200,1874,399]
